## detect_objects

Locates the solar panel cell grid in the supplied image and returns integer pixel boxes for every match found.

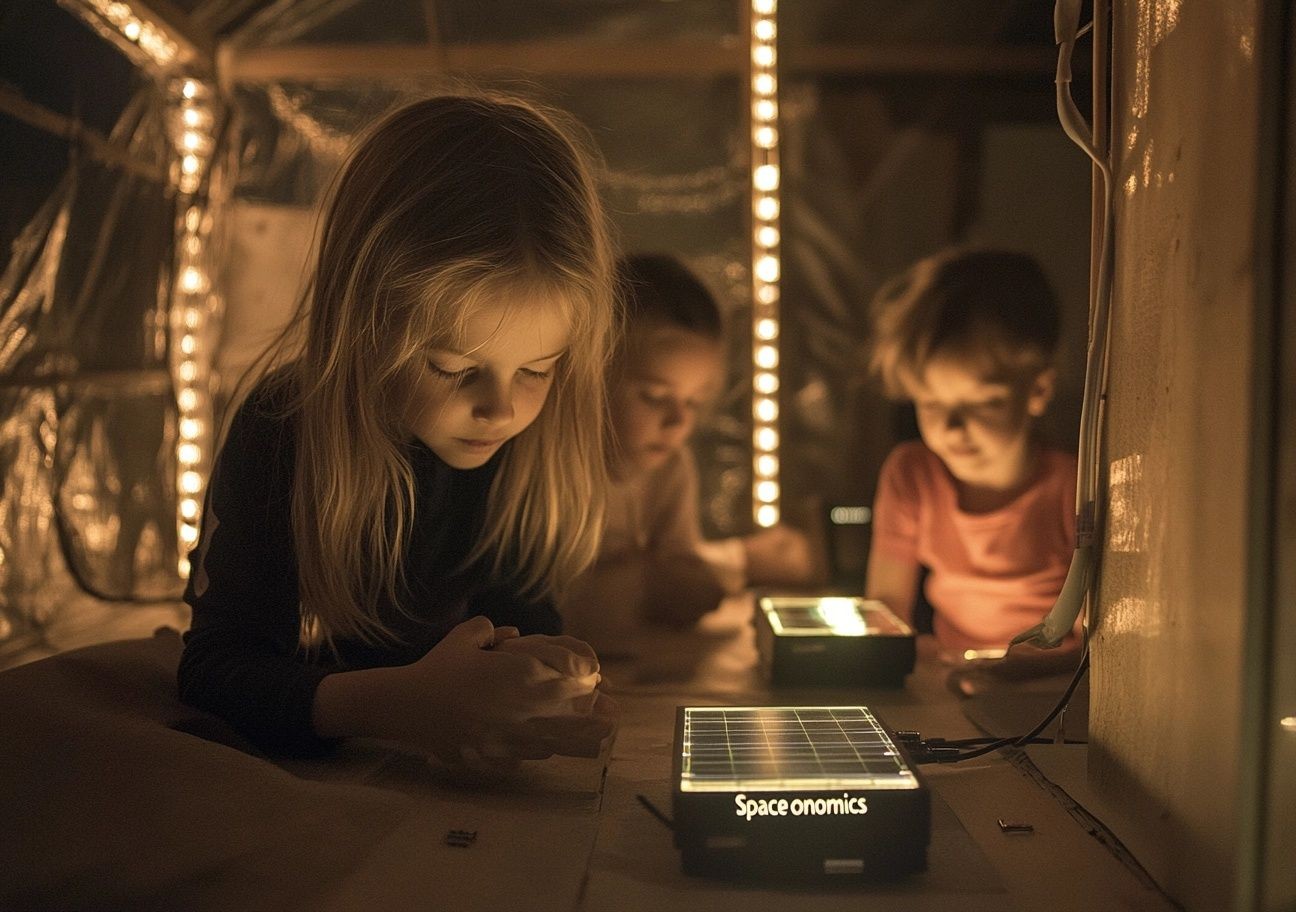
[679,707,920,792]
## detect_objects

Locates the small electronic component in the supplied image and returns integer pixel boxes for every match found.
[671,705,930,880]
[754,595,916,687]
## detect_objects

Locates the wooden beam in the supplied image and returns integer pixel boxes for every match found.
[784,44,1057,77]
[223,40,1055,84]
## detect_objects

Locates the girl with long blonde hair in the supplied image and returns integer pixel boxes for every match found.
[179,94,617,765]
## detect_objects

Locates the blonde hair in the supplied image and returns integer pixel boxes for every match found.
[244,94,616,651]
[869,247,1059,397]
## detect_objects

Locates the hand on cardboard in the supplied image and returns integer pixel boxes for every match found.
[397,617,609,765]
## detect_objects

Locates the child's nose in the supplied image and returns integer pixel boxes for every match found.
[472,377,514,425]
[661,401,687,429]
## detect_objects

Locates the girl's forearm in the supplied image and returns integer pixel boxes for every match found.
[311,664,407,740]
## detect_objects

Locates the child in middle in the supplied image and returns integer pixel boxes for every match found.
[560,253,817,652]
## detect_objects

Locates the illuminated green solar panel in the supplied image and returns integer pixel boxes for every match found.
[679,706,920,793]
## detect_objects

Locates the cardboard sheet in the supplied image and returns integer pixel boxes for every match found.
[0,631,603,912]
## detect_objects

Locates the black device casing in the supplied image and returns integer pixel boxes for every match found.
[670,707,930,881]
[753,598,916,688]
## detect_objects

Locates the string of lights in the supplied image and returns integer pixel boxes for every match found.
[749,0,780,528]
[168,77,218,579]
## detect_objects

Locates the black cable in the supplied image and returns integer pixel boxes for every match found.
[1012,647,1091,746]
[907,646,1091,764]
[636,794,675,831]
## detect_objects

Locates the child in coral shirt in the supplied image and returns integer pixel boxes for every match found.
[865,248,1079,667]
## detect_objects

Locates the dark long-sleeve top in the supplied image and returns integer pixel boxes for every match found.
[178,382,561,755]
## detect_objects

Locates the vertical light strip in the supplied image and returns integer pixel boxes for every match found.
[750,0,781,528]
[168,76,217,579]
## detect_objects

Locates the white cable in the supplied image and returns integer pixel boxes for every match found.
[1012,0,1114,649]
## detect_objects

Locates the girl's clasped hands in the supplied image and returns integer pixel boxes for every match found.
[393,617,616,768]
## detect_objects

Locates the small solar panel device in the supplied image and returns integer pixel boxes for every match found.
[671,705,930,880]
[755,595,916,687]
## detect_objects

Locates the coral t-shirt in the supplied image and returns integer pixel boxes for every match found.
[870,440,1076,654]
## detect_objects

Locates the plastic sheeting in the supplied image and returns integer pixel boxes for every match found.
[1,86,189,645]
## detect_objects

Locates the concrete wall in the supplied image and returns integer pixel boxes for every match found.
[1091,2,1260,909]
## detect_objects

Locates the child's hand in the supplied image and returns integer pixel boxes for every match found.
[742,524,822,586]
[494,634,601,713]
[394,617,605,764]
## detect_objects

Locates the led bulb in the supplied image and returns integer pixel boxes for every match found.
[754,126,778,149]
[752,45,775,68]
[756,283,780,305]
[756,503,780,527]
[755,318,779,340]
[754,19,776,41]
[754,371,779,394]
[756,226,780,248]
[755,196,779,220]
[753,164,780,191]
[755,256,780,283]
[755,398,778,422]
[180,268,205,294]
[755,426,779,451]
[753,100,777,123]
[756,454,779,477]
[757,480,780,503]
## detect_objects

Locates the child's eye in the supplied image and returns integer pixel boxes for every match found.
[969,397,1011,414]
[429,363,472,380]
[519,367,552,380]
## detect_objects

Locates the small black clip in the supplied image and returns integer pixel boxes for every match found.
[445,828,478,848]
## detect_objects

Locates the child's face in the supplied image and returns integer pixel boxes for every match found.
[407,297,570,469]
[903,354,1055,489]
[610,325,724,478]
